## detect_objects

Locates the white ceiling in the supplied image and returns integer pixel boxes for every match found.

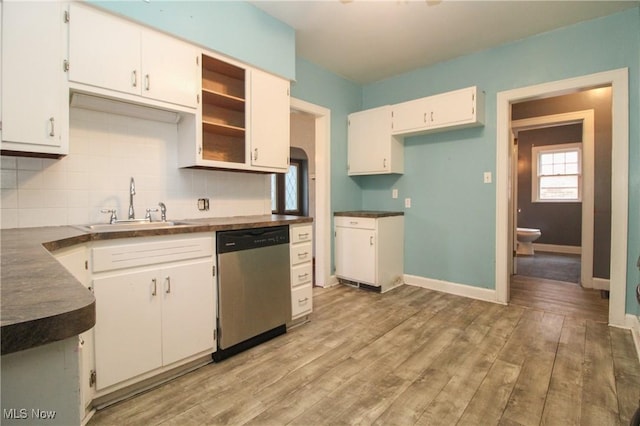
[250,0,638,84]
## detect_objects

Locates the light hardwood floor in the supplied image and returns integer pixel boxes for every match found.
[90,283,640,426]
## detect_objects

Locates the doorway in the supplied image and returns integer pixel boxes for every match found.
[496,68,629,326]
[290,98,332,288]
[511,109,595,288]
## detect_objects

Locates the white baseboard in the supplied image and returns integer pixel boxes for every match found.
[624,314,640,363]
[592,277,610,291]
[533,243,581,255]
[322,274,340,288]
[404,274,503,305]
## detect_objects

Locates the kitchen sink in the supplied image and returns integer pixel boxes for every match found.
[75,220,193,232]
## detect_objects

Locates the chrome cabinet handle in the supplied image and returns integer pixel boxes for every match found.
[431,111,434,122]
[297,252,309,259]
[349,221,358,225]
[370,236,374,246]
[298,297,309,304]
[298,232,309,239]
[298,273,309,280]
[253,148,258,161]
[145,74,150,91]
[49,117,55,137]
[383,158,387,169]
[151,278,157,296]
[132,70,137,87]
[165,276,171,294]
[423,112,427,123]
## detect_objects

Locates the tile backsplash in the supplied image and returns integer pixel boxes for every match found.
[0,108,272,229]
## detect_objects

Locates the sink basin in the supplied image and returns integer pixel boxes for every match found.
[76,220,192,232]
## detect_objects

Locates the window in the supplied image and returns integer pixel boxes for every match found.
[532,142,582,202]
[272,160,305,215]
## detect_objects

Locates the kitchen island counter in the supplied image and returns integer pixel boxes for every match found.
[1,214,312,355]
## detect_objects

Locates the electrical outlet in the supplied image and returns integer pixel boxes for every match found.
[198,198,210,211]
[484,172,492,183]
[392,189,398,199]
[404,198,411,208]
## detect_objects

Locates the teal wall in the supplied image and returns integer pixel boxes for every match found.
[91,0,295,80]
[359,8,640,310]
[290,58,363,214]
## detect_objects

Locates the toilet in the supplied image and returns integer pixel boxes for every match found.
[516,227,542,256]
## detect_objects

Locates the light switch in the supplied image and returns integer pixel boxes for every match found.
[404,198,411,208]
[484,172,492,183]
[392,189,398,199]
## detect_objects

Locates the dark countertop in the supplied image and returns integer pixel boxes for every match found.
[334,210,404,218]
[1,214,312,355]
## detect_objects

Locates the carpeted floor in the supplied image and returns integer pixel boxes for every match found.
[516,251,581,284]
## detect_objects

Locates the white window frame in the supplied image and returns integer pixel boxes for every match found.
[531,142,582,203]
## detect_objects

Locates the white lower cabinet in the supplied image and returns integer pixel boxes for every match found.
[334,214,404,293]
[290,223,313,320]
[90,235,215,393]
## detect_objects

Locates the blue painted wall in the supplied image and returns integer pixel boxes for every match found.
[360,8,639,311]
[91,0,296,80]
[291,58,363,214]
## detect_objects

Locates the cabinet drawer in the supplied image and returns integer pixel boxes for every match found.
[290,242,312,266]
[334,216,376,230]
[291,262,313,288]
[292,285,312,318]
[92,236,213,273]
[290,225,312,244]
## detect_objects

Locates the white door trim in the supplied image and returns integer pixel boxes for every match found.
[512,110,595,289]
[496,68,629,327]
[290,97,332,287]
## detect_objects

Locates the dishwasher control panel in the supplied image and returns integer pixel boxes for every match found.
[217,225,290,253]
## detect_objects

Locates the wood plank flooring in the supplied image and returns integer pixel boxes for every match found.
[89,283,639,426]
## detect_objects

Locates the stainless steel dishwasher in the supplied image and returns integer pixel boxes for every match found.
[213,225,291,361]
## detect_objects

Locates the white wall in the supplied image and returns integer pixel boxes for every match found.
[0,108,272,229]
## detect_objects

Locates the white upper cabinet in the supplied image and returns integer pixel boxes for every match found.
[140,31,198,108]
[68,3,140,96]
[1,1,68,156]
[392,86,484,137]
[178,53,291,173]
[391,97,433,135]
[68,3,198,108]
[249,68,290,171]
[348,106,403,175]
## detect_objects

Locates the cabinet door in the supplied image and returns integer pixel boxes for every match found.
[93,269,162,390]
[429,88,475,129]
[392,97,432,134]
[1,1,67,154]
[348,106,391,175]
[161,259,215,366]
[335,226,377,285]
[249,69,290,171]
[141,30,198,108]
[68,3,140,96]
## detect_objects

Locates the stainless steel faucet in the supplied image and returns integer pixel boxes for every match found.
[158,202,167,222]
[128,177,136,219]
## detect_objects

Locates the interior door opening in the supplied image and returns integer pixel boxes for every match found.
[496,69,627,327]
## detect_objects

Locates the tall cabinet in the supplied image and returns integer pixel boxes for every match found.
[1,1,68,157]
[334,212,404,293]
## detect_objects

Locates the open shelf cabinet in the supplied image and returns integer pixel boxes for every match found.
[200,55,246,163]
